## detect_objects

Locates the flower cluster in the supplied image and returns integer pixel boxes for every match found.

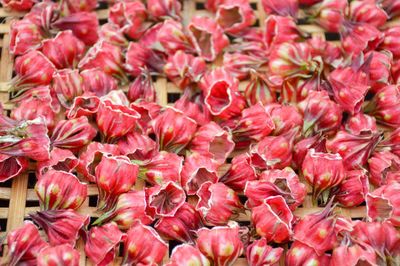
[1,0,400,264]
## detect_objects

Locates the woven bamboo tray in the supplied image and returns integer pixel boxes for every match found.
[0,0,399,265]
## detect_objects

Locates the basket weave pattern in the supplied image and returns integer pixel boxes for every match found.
[0,1,399,265]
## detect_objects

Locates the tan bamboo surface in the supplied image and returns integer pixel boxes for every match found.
[0,0,399,265]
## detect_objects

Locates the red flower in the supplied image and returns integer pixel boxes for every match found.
[302,149,345,201]
[3,222,48,266]
[216,0,256,34]
[196,221,244,266]
[51,116,97,150]
[109,1,148,39]
[298,90,342,137]
[196,182,242,225]
[233,103,275,144]
[152,107,197,153]
[13,50,55,89]
[367,85,400,128]
[199,68,246,119]
[251,196,294,243]
[10,19,43,55]
[37,244,80,266]
[187,16,229,62]
[244,71,276,106]
[181,153,219,195]
[30,209,89,246]
[41,30,85,69]
[368,150,400,186]
[146,181,186,217]
[76,142,120,182]
[366,183,400,226]
[95,155,138,210]
[245,167,306,211]
[335,169,369,207]
[137,151,183,185]
[81,68,118,97]
[127,69,156,103]
[0,154,28,182]
[36,147,78,178]
[94,190,154,229]
[380,26,400,59]
[166,244,210,266]
[35,169,87,210]
[326,130,381,170]
[164,51,206,89]
[286,241,331,266]
[147,0,181,20]
[117,132,157,161]
[190,121,234,164]
[96,100,140,142]
[349,0,388,28]
[78,41,125,80]
[155,203,203,243]
[52,11,99,45]
[1,0,33,11]
[85,222,124,266]
[60,0,97,14]
[261,0,298,17]
[122,221,168,265]
[66,95,101,119]
[220,153,257,191]
[52,69,84,107]
[264,15,301,49]
[246,238,283,266]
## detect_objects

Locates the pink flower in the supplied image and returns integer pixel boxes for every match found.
[244,71,276,106]
[166,244,209,266]
[187,16,229,61]
[366,183,400,226]
[216,0,256,34]
[30,209,89,246]
[147,0,181,20]
[0,154,28,182]
[196,221,244,266]
[66,95,101,119]
[367,85,400,128]
[85,222,124,266]
[146,181,186,217]
[41,30,85,69]
[302,149,345,201]
[152,107,197,153]
[78,41,125,80]
[109,1,148,39]
[96,100,140,142]
[199,68,245,119]
[155,203,203,243]
[220,153,257,191]
[380,26,400,59]
[60,0,97,14]
[35,169,87,210]
[122,221,168,265]
[52,11,99,45]
[37,244,80,266]
[189,121,234,164]
[246,238,283,266]
[368,150,400,186]
[127,70,156,103]
[51,117,97,150]
[196,182,242,225]
[349,0,388,28]
[95,155,138,210]
[94,190,153,229]
[264,15,301,49]
[251,196,294,243]
[10,19,44,55]
[3,222,48,266]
